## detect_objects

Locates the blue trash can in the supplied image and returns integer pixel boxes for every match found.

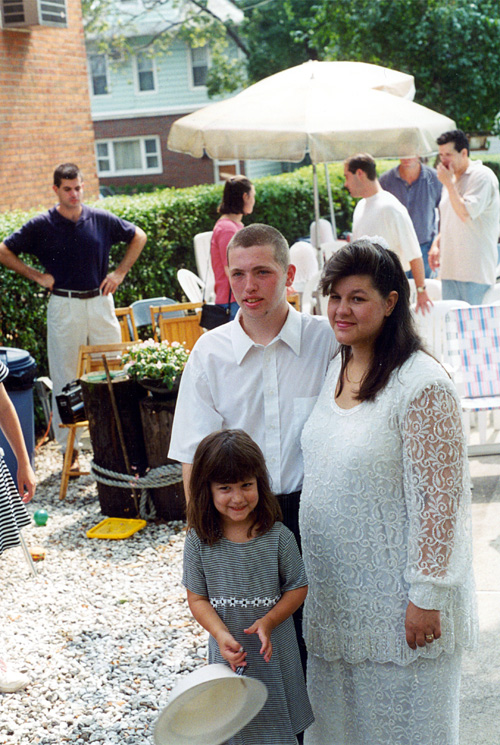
[0,347,38,480]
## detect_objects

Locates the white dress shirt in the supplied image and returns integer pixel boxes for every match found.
[168,305,336,494]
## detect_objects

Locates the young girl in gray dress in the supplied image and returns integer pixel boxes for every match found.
[183,429,313,745]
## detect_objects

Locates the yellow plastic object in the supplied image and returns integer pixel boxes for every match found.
[86,518,147,540]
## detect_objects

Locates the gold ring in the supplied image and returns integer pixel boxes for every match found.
[425,634,434,642]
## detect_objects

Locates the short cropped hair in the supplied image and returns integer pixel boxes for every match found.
[227,223,290,271]
[218,175,253,215]
[345,153,377,181]
[53,163,82,187]
[436,129,470,155]
[187,429,282,545]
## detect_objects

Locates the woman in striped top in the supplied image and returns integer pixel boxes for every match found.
[183,429,313,744]
[0,359,36,693]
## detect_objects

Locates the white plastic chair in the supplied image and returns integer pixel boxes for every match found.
[289,241,319,293]
[408,278,442,304]
[194,231,215,303]
[482,282,500,304]
[301,271,322,315]
[310,219,334,248]
[321,240,348,263]
[444,304,500,455]
[177,268,205,303]
[413,299,469,362]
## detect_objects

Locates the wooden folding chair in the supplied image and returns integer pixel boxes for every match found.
[287,292,301,311]
[150,302,204,351]
[59,341,139,500]
[115,307,139,341]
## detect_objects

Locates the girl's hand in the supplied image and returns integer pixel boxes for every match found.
[244,618,273,662]
[405,601,441,649]
[216,630,247,671]
[17,462,36,503]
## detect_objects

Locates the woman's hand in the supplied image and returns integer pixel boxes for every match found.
[244,617,273,662]
[216,629,247,671]
[405,600,441,649]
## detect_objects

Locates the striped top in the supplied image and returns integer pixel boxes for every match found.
[183,522,314,744]
[0,359,30,555]
[0,360,8,383]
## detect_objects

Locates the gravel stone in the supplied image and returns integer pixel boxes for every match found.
[0,442,206,745]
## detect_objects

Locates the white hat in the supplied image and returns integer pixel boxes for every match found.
[154,663,268,745]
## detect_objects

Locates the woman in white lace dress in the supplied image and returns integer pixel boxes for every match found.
[299,240,477,745]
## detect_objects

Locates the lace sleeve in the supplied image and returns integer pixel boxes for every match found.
[402,382,471,611]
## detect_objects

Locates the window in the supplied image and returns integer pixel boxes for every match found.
[95,137,162,176]
[214,160,241,183]
[135,52,156,93]
[90,54,109,96]
[190,45,209,88]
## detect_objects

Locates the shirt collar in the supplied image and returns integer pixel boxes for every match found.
[231,304,303,364]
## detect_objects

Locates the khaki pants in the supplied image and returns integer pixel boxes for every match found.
[47,293,121,450]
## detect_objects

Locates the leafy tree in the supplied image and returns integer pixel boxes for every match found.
[239,0,321,84]
[311,0,500,134]
[82,0,322,96]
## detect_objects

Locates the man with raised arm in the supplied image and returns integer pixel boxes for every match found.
[429,129,499,304]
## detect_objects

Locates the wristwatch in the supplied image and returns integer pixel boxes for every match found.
[416,285,427,294]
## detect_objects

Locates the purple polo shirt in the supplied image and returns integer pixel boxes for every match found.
[4,205,136,291]
[379,164,442,245]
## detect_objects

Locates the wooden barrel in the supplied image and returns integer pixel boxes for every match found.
[139,395,185,522]
[81,374,148,518]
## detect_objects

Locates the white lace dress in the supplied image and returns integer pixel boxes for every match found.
[299,352,477,745]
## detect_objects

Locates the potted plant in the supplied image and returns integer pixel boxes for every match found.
[122,339,189,398]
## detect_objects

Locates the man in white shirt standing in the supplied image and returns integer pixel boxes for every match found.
[344,153,431,314]
[429,129,500,305]
[168,223,336,545]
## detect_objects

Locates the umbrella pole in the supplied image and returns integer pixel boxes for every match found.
[324,163,338,240]
[312,164,322,267]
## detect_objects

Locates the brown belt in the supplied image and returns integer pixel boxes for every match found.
[52,288,101,299]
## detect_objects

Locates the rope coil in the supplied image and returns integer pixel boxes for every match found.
[90,461,183,520]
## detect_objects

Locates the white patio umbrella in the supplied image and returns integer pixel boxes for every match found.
[167,60,455,242]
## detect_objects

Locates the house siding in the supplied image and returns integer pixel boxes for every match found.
[0,0,99,212]
[89,39,223,118]
[94,115,215,189]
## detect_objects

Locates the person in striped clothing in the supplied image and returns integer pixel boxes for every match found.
[0,359,36,693]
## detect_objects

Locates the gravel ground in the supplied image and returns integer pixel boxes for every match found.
[0,441,205,745]
[2,442,499,745]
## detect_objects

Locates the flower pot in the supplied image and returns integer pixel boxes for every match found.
[138,377,181,400]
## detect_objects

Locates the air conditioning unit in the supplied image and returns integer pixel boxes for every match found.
[1,0,68,28]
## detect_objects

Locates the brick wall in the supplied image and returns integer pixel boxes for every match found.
[0,0,99,212]
[94,114,216,190]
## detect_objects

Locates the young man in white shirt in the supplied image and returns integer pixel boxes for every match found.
[169,223,336,545]
[344,153,431,314]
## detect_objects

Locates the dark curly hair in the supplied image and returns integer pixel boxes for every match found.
[320,239,425,401]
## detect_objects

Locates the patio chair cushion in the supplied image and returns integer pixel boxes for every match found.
[445,305,500,398]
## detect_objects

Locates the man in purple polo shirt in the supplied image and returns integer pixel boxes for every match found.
[0,163,147,472]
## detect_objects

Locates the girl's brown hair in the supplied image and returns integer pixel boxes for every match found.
[218,175,253,215]
[187,429,282,545]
